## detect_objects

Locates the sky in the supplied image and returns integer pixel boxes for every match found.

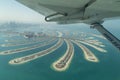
[0,0,45,23]
[0,0,120,26]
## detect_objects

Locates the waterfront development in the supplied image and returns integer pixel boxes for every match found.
[0,38,57,55]
[4,37,48,43]
[9,38,64,65]
[1,37,51,47]
[1,30,108,66]
[0,24,120,80]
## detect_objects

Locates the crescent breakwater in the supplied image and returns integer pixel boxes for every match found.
[9,38,64,65]
[1,37,52,47]
[52,39,74,72]
[4,37,49,43]
[0,38,57,55]
[72,40,99,62]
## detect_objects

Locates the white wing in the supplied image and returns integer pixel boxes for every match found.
[16,0,90,16]
[16,0,120,24]
[85,0,120,21]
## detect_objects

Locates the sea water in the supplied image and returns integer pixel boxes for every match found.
[0,28,120,80]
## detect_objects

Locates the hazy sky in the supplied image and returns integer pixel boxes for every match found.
[0,0,120,25]
[0,0,45,23]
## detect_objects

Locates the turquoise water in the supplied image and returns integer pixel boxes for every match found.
[0,32,120,80]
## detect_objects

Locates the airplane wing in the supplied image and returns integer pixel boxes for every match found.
[85,0,120,21]
[16,0,120,24]
[16,0,90,16]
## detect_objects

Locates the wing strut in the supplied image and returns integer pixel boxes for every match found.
[45,13,68,22]
[90,23,120,51]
